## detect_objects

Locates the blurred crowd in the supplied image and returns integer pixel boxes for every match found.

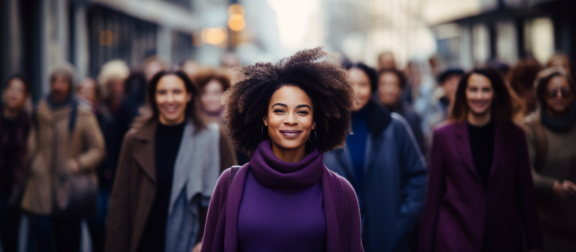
[0,46,575,252]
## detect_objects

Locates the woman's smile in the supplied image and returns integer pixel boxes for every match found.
[279,129,303,139]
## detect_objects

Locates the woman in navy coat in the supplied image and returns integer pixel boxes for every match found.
[419,67,543,252]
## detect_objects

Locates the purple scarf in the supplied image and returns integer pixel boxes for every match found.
[201,140,364,252]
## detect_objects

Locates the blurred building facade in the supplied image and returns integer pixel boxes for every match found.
[0,0,236,102]
[431,0,575,71]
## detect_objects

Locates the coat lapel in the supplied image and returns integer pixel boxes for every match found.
[455,121,481,181]
[132,121,157,183]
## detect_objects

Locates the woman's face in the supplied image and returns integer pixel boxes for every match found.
[544,76,573,114]
[264,85,315,152]
[348,68,372,111]
[550,57,570,75]
[201,79,225,113]
[108,78,125,99]
[378,72,401,107]
[77,78,98,104]
[3,78,27,110]
[466,73,494,116]
[155,75,191,125]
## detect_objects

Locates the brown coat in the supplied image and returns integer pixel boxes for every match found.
[106,120,237,252]
[21,99,105,215]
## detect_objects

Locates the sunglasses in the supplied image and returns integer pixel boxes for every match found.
[546,88,572,98]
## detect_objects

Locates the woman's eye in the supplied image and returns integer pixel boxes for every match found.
[297,110,309,115]
[273,109,285,113]
[157,90,167,95]
[173,90,182,94]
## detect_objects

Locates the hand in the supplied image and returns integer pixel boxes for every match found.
[68,159,80,173]
[552,180,576,199]
[192,242,202,252]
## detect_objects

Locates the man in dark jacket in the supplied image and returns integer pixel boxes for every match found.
[324,63,427,252]
[0,74,31,252]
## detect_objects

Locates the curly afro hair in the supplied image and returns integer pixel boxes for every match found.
[223,47,355,156]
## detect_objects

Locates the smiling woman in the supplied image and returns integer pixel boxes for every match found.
[106,71,237,252]
[200,47,364,252]
[419,67,544,252]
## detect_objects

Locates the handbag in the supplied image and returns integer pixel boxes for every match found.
[52,171,98,218]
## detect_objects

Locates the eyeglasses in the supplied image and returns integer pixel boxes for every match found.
[546,88,572,98]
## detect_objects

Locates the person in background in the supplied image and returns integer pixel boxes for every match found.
[23,64,105,252]
[324,62,427,252]
[377,68,425,153]
[98,60,130,116]
[190,67,231,124]
[377,51,397,70]
[509,58,543,114]
[401,60,422,105]
[421,68,464,147]
[180,59,200,80]
[190,66,251,166]
[547,53,571,76]
[106,71,237,252]
[76,77,113,252]
[0,74,31,252]
[202,47,363,252]
[221,51,241,69]
[419,67,542,252]
[524,69,576,252]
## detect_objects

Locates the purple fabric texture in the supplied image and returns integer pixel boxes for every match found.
[419,122,543,252]
[238,171,326,252]
[201,140,364,252]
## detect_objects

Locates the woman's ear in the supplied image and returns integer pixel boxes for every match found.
[263,117,268,127]
[312,122,316,130]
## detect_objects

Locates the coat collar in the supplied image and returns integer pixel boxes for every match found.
[132,120,157,183]
[454,120,504,184]
[365,98,392,137]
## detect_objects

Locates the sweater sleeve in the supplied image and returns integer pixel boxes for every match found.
[418,129,446,252]
[515,129,544,249]
[77,111,106,171]
[200,169,231,252]
[523,123,556,196]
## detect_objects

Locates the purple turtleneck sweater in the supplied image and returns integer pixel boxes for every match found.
[238,170,327,252]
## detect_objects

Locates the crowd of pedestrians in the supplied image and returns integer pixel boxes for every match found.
[0,45,575,252]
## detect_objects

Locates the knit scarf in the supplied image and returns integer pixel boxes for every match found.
[541,107,575,132]
[202,140,363,252]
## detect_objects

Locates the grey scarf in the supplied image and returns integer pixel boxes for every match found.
[165,121,220,252]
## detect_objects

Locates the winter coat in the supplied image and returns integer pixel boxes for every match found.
[21,99,105,215]
[392,101,425,154]
[419,121,542,252]
[524,111,576,252]
[0,105,30,191]
[324,100,428,252]
[105,120,237,252]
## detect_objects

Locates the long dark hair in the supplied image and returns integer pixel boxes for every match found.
[450,67,514,130]
[343,62,378,93]
[134,70,205,132]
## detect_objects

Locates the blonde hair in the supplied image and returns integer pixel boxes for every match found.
[97,59,130,99]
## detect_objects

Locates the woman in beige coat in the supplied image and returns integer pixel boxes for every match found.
[524,69,576,252]
[23,66,105,252]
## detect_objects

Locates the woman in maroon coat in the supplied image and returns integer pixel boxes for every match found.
[419,67,543,252]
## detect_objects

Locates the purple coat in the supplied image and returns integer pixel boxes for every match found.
[419,121,542,252]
